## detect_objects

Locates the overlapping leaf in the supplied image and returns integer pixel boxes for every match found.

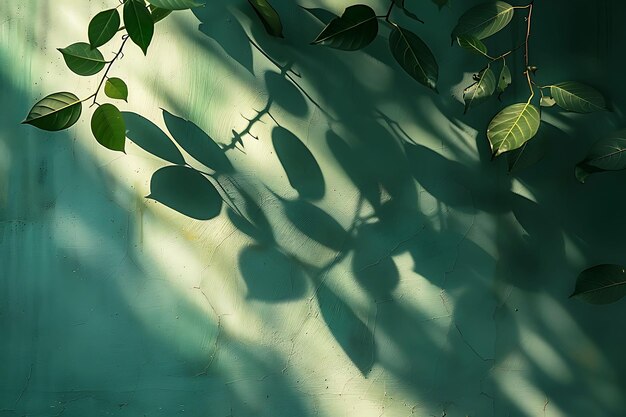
[88,9,121,48]
[311,5,378,50]
[149,5,173,23]
[575,129,626,183]
[457,35,488,56]
[571,264,626,304]
[146,0,205,10]
[487,102,540,156]
[124,0,154,55]
[452,1,514,41]
[248,0,283,37]
[22,92,82,131]
[389,25,438,91]
[463,66,496,113]
[550,81,605,113]
[58,42,106,76]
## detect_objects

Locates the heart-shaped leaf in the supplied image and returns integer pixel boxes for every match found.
[124,0,154,55]
[575,129,626,183]
[58,42,106,76]
[389,25,438,91]
[91,103,126,152]
[452,1,514,41]
[311,5,378,50]
[463,66,496,113]
[550,81,606,113]
[88,9,121,49]
[457,35,488,56]
[105,78,129,102]
[149,5,173,23]
[497,61,511,93]
[22,92,82,131]
[571,264,626,304]
[146,0,205,10]
[248,0,283,38]
[487,102,540,156]
[148,165,222,220]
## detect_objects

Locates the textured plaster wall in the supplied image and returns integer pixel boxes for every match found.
[1,1,626,416]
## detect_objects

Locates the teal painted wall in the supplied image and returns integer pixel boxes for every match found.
[1,1,626,416]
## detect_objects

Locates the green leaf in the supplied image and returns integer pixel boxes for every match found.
[389,25,438,91]
[575,129,626,183]
[463,67,496,113]
[550,81,606,113]
[88,9,121,49]
[452,1,514,41]
[149,5,173,23]
[457,35,488,56]
[22,92,82,131]
[311,5,378,50]
[124,0,154,55]
[571,264,626,304]
[104,78,129,102]
[148,165,222,220]
[487,102,540,156]
[540,96,556,107]
[248,0,284,38]
[91,103,126,152]
[497,62,511,93]
[58,42,106,76]
[146,0,205,10]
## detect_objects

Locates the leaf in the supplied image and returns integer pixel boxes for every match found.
[248,0,283,38]
[124,0,155,55]
[571,264,626,304]
[550,81,606,113]
[88,9,121,48]
[146,0,205,10]
[104,78,129,102]
[148,165,222,220]
[575,129,626,183]
[57,42,106,76]
[487,102,541,156]
[22,92,82,131]
[389,25,438,91]
[311,4,378,50]
[540,96,556,107]
[91,103,126,152]
[452,1,514,41]
[149,5,173,23]
[457,35,488,56]
[497,62,511,93]
[463,67,496,113]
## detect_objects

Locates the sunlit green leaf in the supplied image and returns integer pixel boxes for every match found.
[149,5,173,23]
[457,35,488,56]
[104,78,129,102]
[146,0,205,10]
[571,264,626,304]
[575,129,626,183]
[22,92,82,131]
[463,66,496,113]
[58,42,106,76]
[550,81,606,113]
[88,9,121,49]
[91,103,126,152]
[487,102,540,156]
[389,25,438,91]
[124,0,154,55]
[540,96,556,107]
[497,62,511,93]
[311,5,378,50]
[148,165,222,220]
[452,1,514,41]
[248,0,283,38]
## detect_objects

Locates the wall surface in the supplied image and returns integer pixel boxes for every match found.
[2,1,626,416]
